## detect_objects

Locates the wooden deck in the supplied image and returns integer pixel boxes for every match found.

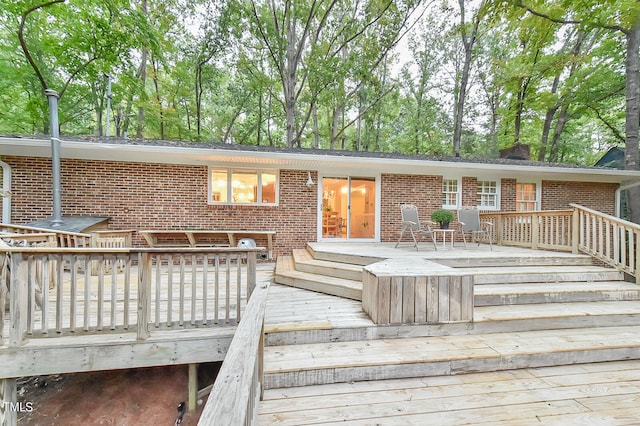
[257,242,640,425]
[5,240,640,424]
[259,360,640,425]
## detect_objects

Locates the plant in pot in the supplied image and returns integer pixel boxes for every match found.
[431,209,455,229]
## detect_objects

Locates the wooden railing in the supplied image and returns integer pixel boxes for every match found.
[1,247,260,347]
[481,209,575,252]
[198,281,269,426]
[0,223,91,247]
[572,204,640,283]
[481,205,640,283]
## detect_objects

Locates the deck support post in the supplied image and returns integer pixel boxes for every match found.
[188,363,197,412]
[0,378,18,426]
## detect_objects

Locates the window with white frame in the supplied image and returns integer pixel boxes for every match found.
[210,169,278,205]
[516,182,539,212]
[442,178,460,209]
[477,180,499,210]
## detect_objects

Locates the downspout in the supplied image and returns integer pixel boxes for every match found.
[615,180,640,218]
[1,160,10,223]
[45,89,63,226]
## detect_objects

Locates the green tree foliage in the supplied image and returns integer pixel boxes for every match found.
[0,0,637,173]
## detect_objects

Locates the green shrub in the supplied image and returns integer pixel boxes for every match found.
[430,209,455,223]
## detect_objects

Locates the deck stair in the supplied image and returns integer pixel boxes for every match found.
[265,245,640,390]
[274,252,363,300]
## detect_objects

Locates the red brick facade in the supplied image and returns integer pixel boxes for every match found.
[3,156,618,257]
[541,180,617,214]
[5,157,316,257]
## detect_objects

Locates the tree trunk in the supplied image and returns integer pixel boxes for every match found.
[452,0,482,158]
[284,14,297,148]
[538,74,561,161]
[330,107,341,149]
[136,0,149,139]
[152,56,165,140]
[625,18,640,223]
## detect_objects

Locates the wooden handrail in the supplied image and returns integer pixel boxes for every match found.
[0,223,91,247]
[198,281,270,426]
[1,247,263,347]
[481,206,640,283]
[481,209,574,252]
[570,204,640,283]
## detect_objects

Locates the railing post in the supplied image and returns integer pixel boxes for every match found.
[137,252,152,340]
[531,212,539,250]
[496,215,503,246]
[571,208,579,254]
[247,251,257,298]
[9,252,28,347]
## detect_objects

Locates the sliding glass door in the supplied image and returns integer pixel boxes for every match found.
[320,176,376,239]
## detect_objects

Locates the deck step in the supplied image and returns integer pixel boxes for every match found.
[263,325,640,389]
[264,293,640,346]
[292,249,363,281]
[472,265,624,285]
[474,281,640,306]
[275,256,362,301]
[306,244,381,266]
[436,254,595,268]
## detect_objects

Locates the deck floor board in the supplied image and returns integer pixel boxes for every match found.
[258,360,640,425]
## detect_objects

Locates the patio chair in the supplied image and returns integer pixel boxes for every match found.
[457,206,493,250]
[394,204,438,251]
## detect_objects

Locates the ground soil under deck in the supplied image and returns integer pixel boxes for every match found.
[17,363,220,425]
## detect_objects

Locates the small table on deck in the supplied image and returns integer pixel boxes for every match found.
[433,229,456,250]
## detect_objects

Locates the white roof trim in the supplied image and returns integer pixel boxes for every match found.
[1,136,639,183]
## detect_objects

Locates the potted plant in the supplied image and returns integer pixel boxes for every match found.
[431,209,455,229]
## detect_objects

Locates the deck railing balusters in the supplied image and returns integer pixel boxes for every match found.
[70,256,77,332]
[179,255,186,327]
[236,255,242,321]
[154,255,162,327]
[40,255,49,335]
[55,254,63,334]
[123,258,131,330]
[3,247,261,345]
[202,254,208,326]
[225,255,231,323]
[167,255,174,327]
[215,255,220,324]
[110,257,117,330]
[26,256,35,335]
[191,255,197,326]
[97,259,105,331]
[83,256,91,331]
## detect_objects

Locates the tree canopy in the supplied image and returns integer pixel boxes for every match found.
[0,0,635,167]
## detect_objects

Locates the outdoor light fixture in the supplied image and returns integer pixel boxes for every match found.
[306,171,315,188]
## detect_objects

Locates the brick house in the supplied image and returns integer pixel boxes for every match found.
[1,136,639,258]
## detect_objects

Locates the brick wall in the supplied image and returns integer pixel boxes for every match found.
[542,180,617,214]
[4,155,621,254]
[5,157,316,258]
[380,174,442,242]
[501,178,517,212]
[461,176,477,206]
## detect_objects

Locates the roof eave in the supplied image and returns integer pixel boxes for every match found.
[1,136,639,183]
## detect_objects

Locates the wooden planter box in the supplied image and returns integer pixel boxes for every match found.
[362,264,473,325]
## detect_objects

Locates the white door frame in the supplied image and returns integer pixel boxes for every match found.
[317,173,380,242]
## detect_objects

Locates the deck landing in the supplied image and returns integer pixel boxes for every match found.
[259,360,640,425]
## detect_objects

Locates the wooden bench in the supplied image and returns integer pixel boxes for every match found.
[139,230,276,259]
